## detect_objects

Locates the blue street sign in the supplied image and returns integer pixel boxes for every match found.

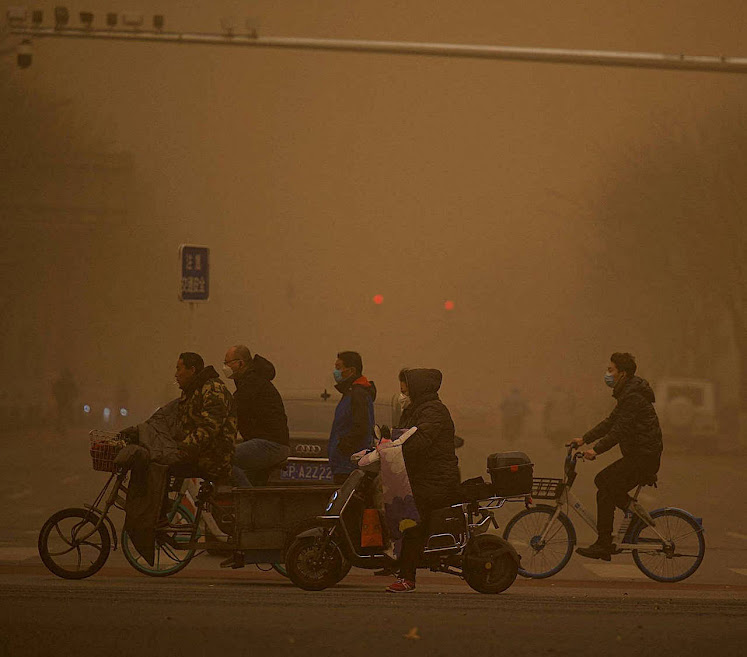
[179,245,209,302]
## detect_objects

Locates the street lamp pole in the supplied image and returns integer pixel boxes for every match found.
[7,23,747,74]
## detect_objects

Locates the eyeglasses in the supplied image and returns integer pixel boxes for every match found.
[223,358,241,365]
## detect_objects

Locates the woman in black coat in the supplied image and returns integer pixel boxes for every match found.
[386,368,460,593]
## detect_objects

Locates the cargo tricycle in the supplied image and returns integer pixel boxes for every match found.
[38,431,343,580]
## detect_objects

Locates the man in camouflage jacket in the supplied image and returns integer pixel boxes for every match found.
[174,352,237,480]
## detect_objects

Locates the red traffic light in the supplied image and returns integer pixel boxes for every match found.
[373,294,384,305]
[444,300,455,311]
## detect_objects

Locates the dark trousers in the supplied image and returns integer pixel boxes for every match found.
[397,493,456,581]
[160,461,203,521]
[594,455,660,540]
[398,516,430,582]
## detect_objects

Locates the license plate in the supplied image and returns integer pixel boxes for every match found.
[280,460,334,482]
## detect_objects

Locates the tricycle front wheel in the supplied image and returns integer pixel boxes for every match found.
[38,507,111,580]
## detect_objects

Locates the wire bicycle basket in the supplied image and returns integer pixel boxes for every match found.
[531,477,564,500]
[89,430,125,472]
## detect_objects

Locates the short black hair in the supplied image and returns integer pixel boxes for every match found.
[610,352,637,376]
[179,352,204,373]
[337,351,363,375]
[398,368,408,383]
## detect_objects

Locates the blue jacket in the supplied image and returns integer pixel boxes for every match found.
[328,375,376,475]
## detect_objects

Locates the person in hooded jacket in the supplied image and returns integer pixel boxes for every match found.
[386,367,460,593]
[329,351,377,485]
[572,352,663,560]
[222,345,290,487]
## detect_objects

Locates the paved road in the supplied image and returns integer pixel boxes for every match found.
[2,429,747,656]
[1,570,746,657]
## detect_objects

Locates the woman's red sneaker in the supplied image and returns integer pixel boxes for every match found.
[385,578,416,593]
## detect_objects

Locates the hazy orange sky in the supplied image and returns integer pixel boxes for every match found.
[2,1,745,424]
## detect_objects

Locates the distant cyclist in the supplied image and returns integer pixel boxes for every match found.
[572,352,663,560]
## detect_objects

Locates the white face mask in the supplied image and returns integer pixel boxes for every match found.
[398,392,411,409]
[221,364,235,379]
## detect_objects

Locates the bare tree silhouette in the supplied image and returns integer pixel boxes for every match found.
[596,105,747,432]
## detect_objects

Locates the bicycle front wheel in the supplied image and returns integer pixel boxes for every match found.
[502,505,576,578]
[38,507,111,579]
[121,503,198,577]
[630,508,705,582]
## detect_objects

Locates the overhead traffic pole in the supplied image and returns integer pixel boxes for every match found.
[6,21,747,74]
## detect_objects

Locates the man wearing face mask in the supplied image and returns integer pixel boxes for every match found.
[571,352,663,560]
[329,351,377,485]
[222,345,290,488]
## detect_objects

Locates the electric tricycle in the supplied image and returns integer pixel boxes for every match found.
[38,430,342,579]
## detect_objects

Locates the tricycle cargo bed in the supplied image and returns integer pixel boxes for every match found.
[232,485,337,550]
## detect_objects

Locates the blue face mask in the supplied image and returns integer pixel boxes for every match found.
[604,371,616,388]
[333,369,345,383]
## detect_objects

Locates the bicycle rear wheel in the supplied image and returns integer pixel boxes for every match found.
[630,508,705,582]
[38,507,111,579]
[502,505,576,578]
[121,503,198,577]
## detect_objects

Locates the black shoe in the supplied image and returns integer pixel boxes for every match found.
[219,552,246,569]
[576,540,614,561]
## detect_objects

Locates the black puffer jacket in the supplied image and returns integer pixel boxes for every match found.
[398,369,460,512]
[582,375,663,458]
[233,355,289,446]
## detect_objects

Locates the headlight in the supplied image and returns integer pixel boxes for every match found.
[325,490,338,512]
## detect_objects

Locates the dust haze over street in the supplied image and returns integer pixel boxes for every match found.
[2,1,747,656]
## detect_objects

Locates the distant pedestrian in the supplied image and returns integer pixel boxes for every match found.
[52,368,78,434]
[501,388,529,445]
[328,351,376,485]
[543,386,576,445]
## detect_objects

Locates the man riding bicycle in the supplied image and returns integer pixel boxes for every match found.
[572,352,663,561]
[174,351,237,480]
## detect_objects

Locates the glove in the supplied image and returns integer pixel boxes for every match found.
[119,425,139,445]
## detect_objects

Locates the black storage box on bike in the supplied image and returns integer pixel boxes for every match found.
[487,452,533,496]
[458,476,497,502]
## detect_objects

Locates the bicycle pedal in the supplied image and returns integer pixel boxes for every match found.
[157,535,180,549]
